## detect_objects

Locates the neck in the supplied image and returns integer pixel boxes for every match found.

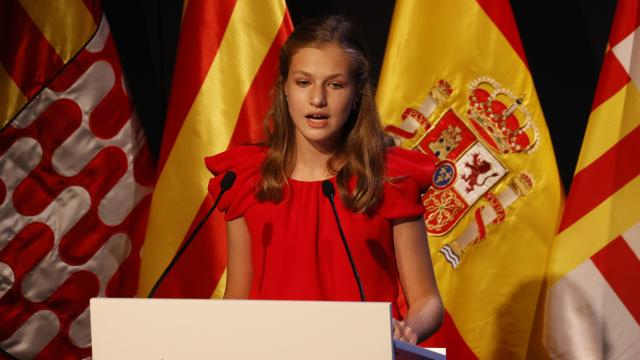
[291,136,338,181]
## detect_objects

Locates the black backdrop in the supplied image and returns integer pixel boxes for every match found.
[103,1,617,191]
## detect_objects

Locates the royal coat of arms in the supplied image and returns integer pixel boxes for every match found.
[386,77,538,268]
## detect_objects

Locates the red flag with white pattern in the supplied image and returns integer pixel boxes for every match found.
[0,3,154,358]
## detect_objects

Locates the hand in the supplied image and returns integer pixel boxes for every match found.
[393,319,418,344]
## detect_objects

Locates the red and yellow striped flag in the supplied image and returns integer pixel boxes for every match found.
[376,0,563,358]
[0,1,154,358]
[543,1,640,357]
[137,0,292,298]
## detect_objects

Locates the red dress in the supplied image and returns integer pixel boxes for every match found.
[205,145,435,317]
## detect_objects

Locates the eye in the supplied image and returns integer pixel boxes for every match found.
[328,82,344,89]
[296,79,311,87]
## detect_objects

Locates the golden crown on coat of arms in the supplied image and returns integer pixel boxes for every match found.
[430,79,453,105]
[466,77,539,154]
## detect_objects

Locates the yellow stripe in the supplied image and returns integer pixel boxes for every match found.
[0,65,27,128]
[574,83,640,173]
[19,0,96,64]
[548,175,640,284]
[211,268,227,299]
[138,0,286,296]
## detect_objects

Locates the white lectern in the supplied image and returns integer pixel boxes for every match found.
[90,298,445,359]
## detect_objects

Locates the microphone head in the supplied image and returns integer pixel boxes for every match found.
[220,171,236,191]
[321,179,335,199]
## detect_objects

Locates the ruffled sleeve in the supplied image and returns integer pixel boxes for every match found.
[379,146,437,220]
[204,145,267,221]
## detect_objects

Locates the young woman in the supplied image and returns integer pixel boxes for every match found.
[206,15,443,344]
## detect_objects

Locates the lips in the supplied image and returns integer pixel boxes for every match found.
[305,113,330,128]
[306,112,329,120]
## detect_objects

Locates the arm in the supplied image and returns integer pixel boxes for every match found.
[223,216,253,299]
[393,216,444,344]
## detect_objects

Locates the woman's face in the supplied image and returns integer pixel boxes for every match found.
[284,43,357,152]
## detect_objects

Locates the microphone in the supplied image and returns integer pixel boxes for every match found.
[147,171,236,298]
[321,180,366,301]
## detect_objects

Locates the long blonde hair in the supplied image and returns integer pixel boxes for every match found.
[257,15,390,213]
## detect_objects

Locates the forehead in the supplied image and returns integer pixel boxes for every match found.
[288,43,354,76]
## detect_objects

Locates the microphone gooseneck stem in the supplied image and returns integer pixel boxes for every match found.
[325,190,366,302]
[147,171,235,298]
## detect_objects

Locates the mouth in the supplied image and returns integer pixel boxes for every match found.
[305,113,329,128]
[306,113,329,120]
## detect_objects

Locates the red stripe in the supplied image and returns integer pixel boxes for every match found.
[559,125,640,232]
[608,0,640,47]
[153,199,228,298]
[591,50,631,110]
[156,0,237,172]
[229,12,293,147]
[475,0,529,68]
[591,235,640,324]
[0,0,64,102]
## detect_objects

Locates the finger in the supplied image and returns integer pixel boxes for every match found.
[394,321,408,341]
[393,321,401,340]
[397,321,418,344]
[406,331,417,345]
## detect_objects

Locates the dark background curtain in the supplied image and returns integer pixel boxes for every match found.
[103,0,617,191]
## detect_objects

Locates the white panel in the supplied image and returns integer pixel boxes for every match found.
[91,299,394,360]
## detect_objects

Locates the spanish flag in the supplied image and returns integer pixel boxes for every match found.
[0,1,153,358]
[544,0,640,357]
[137,1,292,298]
[376,0,563,358]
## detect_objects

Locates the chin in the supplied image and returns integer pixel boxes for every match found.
[299,132,340,149]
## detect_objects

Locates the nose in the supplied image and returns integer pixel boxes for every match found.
[310,85,327,107]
